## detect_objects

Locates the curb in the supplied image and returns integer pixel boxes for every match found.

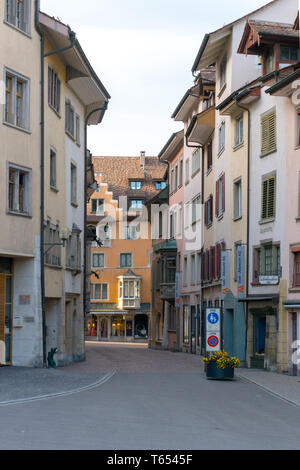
[0,370,117,407]
[237,372,300,409]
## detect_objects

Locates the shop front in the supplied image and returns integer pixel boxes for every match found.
[284,301,300,376]
[0,258,13,366]
[86,310,150,343]
[245,296,279,370]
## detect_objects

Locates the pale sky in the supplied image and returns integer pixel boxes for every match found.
[41,0,269,157]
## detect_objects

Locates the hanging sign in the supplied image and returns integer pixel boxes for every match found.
[237,245,246,299]
[221,250,230,299]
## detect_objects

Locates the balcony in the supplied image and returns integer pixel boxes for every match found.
[160,283,176,301]
[186,106,215,146]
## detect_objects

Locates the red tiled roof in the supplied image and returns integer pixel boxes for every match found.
[92,156,167,201]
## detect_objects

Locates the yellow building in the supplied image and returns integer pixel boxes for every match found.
[86,154,167,342]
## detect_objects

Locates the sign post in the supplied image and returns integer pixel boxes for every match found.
[206,308,221,352]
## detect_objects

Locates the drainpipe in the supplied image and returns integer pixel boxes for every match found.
[83,105,108,339]
[35,0,76,367]
[233,96,251,364]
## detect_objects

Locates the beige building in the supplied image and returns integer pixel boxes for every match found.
[0,0,110,367]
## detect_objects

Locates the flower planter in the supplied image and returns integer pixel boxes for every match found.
[206,362,235,380]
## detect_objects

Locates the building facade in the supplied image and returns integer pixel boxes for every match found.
[0,1,110,367]
[86,154,167,343]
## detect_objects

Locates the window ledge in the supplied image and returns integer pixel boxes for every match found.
[259,218,275,225]
[3,20,31,39]
[3,121,31,135]
[233,215,242,222]
[294,146,300,151]
[260,149,277,158]
[49,104,61,119]
[205,222,213,229]
[295,217,300,223]
[217,213,224,221]
[288,287,300,293]
[66,130,76,142]
[206,167,213,176]
[217,147,225,158]
[71,202,78,208]
[233,142,244,152]
[45,264,62,270]
[191,168,201,179]
[6,210,32,219]
[218,82,227,98]
[50,186,59,193]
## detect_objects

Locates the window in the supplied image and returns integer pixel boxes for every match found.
[91,199,104,214]
[71,163,77,205]
[205,195,213,227]
[220,55,227,89]
[120,253,132,268]
[192,195,201,224]
[192,148,201,176]
[266,47,274,74]
[5,0,30,33]
[207,141,213,171]
[235,114,244,146]
[92,253,105,268]
[253,244,280,282]
[178,203,183,238]
[50,148,57,189]
[261,175,276,220]
[170,167,174,193]
[91,283,108,301]
[216,174,225,217]
[280,46,299,62]
[130,181,142,190]
[5,70,29,129]
[66,228,81,271]
[44,222,61,267]
[174,163,178,190]
[218,122,225,154]
[293,251,300,287]
[179,157,183,186]
[124,224,139,240]
[129,200,143,210]
[183,306,190,344]
[197,253,201,284]
[233,179,242,220]
[191,255,196,285]
[183,258,188,285]
[169,211,174,239]
[65,101,75,138]
[48,67,61,114]
[75,115,80,146]
[261,109,276,156]
[185,159,190,184]
[155,181,167,191]
[7,163,31,216]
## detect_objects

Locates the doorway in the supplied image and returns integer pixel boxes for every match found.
[0,258,13,366]
[225,309,234,357]
[190,306,196,354]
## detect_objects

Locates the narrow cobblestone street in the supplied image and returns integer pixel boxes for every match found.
[0,342,300,450]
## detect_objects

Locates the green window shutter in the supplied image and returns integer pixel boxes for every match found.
[261,110,277,156]
[261,176,276,219]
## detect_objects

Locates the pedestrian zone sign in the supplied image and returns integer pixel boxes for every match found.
[206,308,221,352]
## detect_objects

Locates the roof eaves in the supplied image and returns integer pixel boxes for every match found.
[266,67,300,94]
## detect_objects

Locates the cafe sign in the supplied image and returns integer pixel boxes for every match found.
[259,275,279,285]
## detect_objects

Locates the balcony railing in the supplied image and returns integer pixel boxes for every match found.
[160,283,175,300]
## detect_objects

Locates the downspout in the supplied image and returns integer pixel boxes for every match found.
[83,105,108,339]
[35,0,76,366]
[233,96,251,364]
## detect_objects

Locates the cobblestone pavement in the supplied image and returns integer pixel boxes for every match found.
[0,343,300,450]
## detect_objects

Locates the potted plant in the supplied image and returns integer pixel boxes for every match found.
[203,350,240,380]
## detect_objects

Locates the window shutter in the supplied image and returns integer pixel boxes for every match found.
[204,201,207,226]
[261,110,277,155]
[262,176,276,219]
[216,180,219,217]
[211,247,215,280]
[216,244,221,279]
[222,174,225,213]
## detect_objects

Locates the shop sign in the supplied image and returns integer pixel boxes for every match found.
[259,275,279,285]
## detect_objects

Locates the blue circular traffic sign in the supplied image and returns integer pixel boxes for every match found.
[207,312,219,325]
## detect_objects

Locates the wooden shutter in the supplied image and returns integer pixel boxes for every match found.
[204,201,208,226]
[216,244,221,279]
[222,174,225,213]
[211,247,215,280]
[262,176,276,219]
[261,110,277,155]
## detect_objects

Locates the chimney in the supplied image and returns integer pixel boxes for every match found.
[140,151,146,168]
